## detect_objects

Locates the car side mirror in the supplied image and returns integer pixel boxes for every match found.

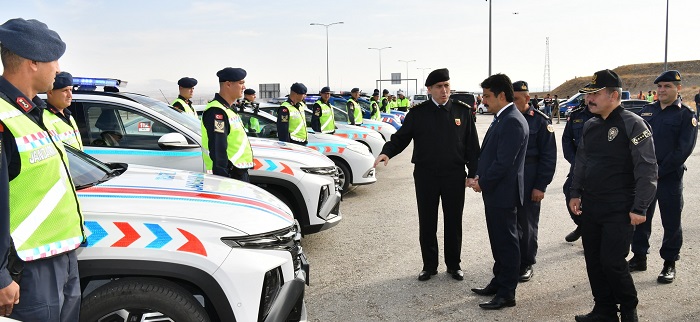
[158,133,199,150]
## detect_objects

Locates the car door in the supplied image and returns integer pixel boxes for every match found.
[70,100,205,172]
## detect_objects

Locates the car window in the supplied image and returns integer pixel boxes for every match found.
[239,111,279,139]
[65,145,112,189]
[414,95,427,100]
[82,102,188,149]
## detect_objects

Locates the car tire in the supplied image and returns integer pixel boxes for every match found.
[80,277,210,322]
[330,157,352,193]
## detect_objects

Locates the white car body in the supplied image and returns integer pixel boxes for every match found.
[66,147,307,322]
[51,91,340,234]
[328,106,397,143]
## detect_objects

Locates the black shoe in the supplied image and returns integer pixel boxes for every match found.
[478,296,515,310]
[446,269,464,281]
[628,255,647,272]
[620,309,639,322]
[574,311,619,322]
[471,283,498,296]
[565,227,581,242]
[418,270,437,281]
[519,265,534,282]
[657,261,675,284]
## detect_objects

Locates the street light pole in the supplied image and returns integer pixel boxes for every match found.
[369,47,392,94]
[487,0,492,76]
[664,0,669,71]
[398,59,416,96]
[310,21,344,87]
[416,67,431,94]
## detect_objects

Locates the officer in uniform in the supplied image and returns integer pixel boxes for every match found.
[511,81,557,283]
[45,71,83,150]
[390,95,398,111]
[380,89,390,113]
[375,68,480,283]
[346,88,363,126]
[172,77,197,117]
[562,98,595,242]
[310,86,335,134]
[569,69,657,322]
[396,90,410,112]
[201,67,253,182]
[277,83,308,145]
[239,88,261,135]
[369,89,381,121]
[0,18,84,320]
[628,70,697,284]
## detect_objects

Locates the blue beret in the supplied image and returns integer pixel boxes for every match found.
[425,68,449,86]
[382,89,389,94]
[372,89,380,96]
[654,70,681,84]
[291,83,307,94]
[177,77,197,88]
[351,88,360,93]
[0,18,66,62]
[320,86,331,94]
[512,80,529,92]
[53,71,72,89]
[244,88,256,95]
[217,67,246,82]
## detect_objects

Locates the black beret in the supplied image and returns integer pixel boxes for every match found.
[290,83,307,94]
[512,80,529,92]
[0,18,66,62]
[217,67,246,82]
[351,88,361,93]
[53,71,73,89]
[244,88,256,95]
[177,77,197,88]
[579,69,622,93]
[425,68,450,86]
[382,89,389,94]
[372,89,380,96]
[320,86,331,93]
[654,70,681,84]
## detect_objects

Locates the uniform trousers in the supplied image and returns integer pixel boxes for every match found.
[563,176,582,226]
[10,250,80,322]
[412,168,465,271]
[485,205,520,299]
[580,198,638,315]
[631,173,684,261]
[517,163,540,268]
[229,167,250,183]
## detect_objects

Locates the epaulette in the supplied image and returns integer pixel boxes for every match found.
[680,102,694,113]
[534,108,550,120]
[452,99,472,108]
[569,106,584,114]
[413,100,429,109]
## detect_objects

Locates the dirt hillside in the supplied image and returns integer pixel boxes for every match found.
[534,60,700,108]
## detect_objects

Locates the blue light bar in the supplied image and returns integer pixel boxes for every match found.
[72,77,127,88]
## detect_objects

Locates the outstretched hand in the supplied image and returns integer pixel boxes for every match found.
[374,154,390,167]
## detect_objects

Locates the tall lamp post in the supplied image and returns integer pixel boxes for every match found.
[398,59,416,96]
[486,0,492,76]
[368,47,391,94]
[310,21,344,87]
[416,67,431,94]
[664,0,669,71]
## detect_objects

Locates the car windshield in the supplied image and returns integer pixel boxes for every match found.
[65,144,124,189]
[121,93,201,134]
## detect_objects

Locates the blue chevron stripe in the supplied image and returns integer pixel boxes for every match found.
[265,159,278,171]
[144,223,172,248]
[83,221,107,247]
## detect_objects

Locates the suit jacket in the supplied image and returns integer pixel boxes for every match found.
[477,104,529,208]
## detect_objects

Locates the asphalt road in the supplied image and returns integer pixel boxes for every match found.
[302,113,700,322]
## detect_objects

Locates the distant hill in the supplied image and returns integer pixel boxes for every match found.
[535,60,700,107]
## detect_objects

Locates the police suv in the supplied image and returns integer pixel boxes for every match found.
[44,78,341,235]
[67,146,307,322]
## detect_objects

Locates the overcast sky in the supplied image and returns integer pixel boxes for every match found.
[3,0,698,99]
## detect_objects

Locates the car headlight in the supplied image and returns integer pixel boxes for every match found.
[221,226,297,249]
[259,267,283,321]
[345,143,372,156]
[300,166,338,176]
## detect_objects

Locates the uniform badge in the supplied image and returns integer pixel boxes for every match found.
[631,129,652,145]
[16,97,32,112]
[215,114,224,120]
[692,117,698,127]
[282,115,289,122]
[641,112,653,117]
[573,119,583,123]
[314,111,320,116]
[455,119,461,126]
[282,108,288,113]
[529,110,534,116]
[608,127,619,141]
[675,73,681,81]
[547,124,554,133]
[214,120,225,133]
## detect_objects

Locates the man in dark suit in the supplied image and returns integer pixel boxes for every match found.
[470,74,528,310]
[375,68,480,282]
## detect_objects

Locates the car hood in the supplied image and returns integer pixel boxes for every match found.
[248,137,335,168]
[77,165,295,235]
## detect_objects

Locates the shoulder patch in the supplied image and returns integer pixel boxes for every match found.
[570,106,584,114]
[452,99,472,108]
[692,117,697,127]
[640,112,653,117]
[215,114,224,120]
[281,115,289,122]
[547,124,555,133]
[631,129,652,145]
[214,119,225,133]
[534,108,550,120]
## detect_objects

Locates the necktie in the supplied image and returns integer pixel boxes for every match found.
[438,104,444,109]
[490,115,498,127]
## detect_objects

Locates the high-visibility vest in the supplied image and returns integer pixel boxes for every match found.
[389,100,398,110]
[45,109,83,150]
[0,99,83,261]
[397,97,410,109]
[347,99,363,125]
[380,96,390,113]
[201,100,254,170]
[370,100,381,120]
[281,101,308,142]
[314,99,335,133]
[172,98,197,118]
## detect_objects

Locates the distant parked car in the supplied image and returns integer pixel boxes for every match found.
[621,99,648,115]
[411,94,428,107]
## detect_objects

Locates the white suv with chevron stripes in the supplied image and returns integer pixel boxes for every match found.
[66,146,308,322]
[41,83,341,235]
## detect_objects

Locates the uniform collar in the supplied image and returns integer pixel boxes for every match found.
[213,93,231,108]
[46,102,72,121]
[0,76,44,114]
[431,98,451,111]
[177,95,191,104]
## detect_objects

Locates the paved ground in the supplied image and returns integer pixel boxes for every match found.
[302,113,700,321]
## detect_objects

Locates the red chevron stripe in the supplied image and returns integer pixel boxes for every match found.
[338,147,345,154]
[112,222,140,247]
[280,162,294,175]
[253,158,263,170]
[177,228,207,256]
